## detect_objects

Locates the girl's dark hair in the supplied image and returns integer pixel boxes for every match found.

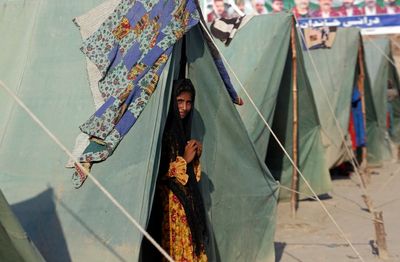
[173,78,196,97]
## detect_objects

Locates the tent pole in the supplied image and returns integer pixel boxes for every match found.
[357,44,370,186]
[358,43,390,257]
[373,211,390,259]
[290,20,299,217]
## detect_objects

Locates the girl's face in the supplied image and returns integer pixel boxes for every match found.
[177,91,193,119]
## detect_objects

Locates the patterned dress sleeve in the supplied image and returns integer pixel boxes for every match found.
[167,156,189,185]
[167,157,202,185]
[193,158,201,182]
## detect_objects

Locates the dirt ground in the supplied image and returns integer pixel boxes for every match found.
[274,147,400,261]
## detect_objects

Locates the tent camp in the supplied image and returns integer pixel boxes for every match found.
[363,37,399,164]
[0,190,44,262]
[215,15,389,200]
[0,0,278,261]
[215,13,332,200]
[299,27,365,170]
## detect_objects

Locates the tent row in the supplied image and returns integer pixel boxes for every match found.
[216,13,400,200]
[0,1,398,261]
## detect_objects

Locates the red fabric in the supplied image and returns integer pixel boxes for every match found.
[338,6,364,16]
[207,12,216,23]
[207,11,228,23]
[349,111,357,151]
[363,6,386,14]
[312,9,341,17]
[384,6,400,14]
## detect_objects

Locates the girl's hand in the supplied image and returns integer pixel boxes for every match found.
[183,140,198,163]
[196,141,203,158]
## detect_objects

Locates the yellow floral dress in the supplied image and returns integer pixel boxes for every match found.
[160,156,207,262]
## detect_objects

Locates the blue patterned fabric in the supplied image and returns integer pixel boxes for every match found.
[77,0,242,163]
[78,0,200,162]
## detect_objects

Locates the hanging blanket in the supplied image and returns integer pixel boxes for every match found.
[76,0,200,162]
[72,0,243,164]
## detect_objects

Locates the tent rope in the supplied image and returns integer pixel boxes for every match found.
[279,185,383,223]
[294,21,369,198]
[0,80,175,262]
[363,35,400,197]
[199,19,365,262]
[376,166,400,193]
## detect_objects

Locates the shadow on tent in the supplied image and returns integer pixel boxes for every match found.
[11,188,70,262]
[11,187,130,262]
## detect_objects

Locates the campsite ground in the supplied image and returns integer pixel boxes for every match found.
[275,147,400,262]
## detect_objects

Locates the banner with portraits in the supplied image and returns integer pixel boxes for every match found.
[203,0,400,34]
[288,0,400,34]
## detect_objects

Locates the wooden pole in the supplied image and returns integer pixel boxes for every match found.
[357,44,370,185]
[373,211,390,260]
[358,43,389,259]
[361,194,374,213]
[290,21,299,218]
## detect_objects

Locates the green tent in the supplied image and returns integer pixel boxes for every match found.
[0,190,44,262]
[215,13,331,200]
[0,0,278,261]
[363,37,397,164]
[216,17,391,200]
[387,47,400,145]
[300,27,363,169]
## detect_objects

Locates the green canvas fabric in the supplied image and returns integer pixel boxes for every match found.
[363,38,393,164]
[0,0,278,261]
[266,28,332,200]
[216,13,331,200]
[389,94,400,144]
[214,13,292,160]
[186,26,279,262]
[388,55,400,144]
[0,190,44,262]
[301,27,361,169]
[0,0,42,148]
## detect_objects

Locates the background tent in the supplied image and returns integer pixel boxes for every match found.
[300,27,363,170]
[0,0,279,261]
[363,37,398,164]
[215,13,331,200]
[215,13,291,161]
[0,190,44,262]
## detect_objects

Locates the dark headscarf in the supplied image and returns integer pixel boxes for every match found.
[160,78,208,255]
[161,78,196,162]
